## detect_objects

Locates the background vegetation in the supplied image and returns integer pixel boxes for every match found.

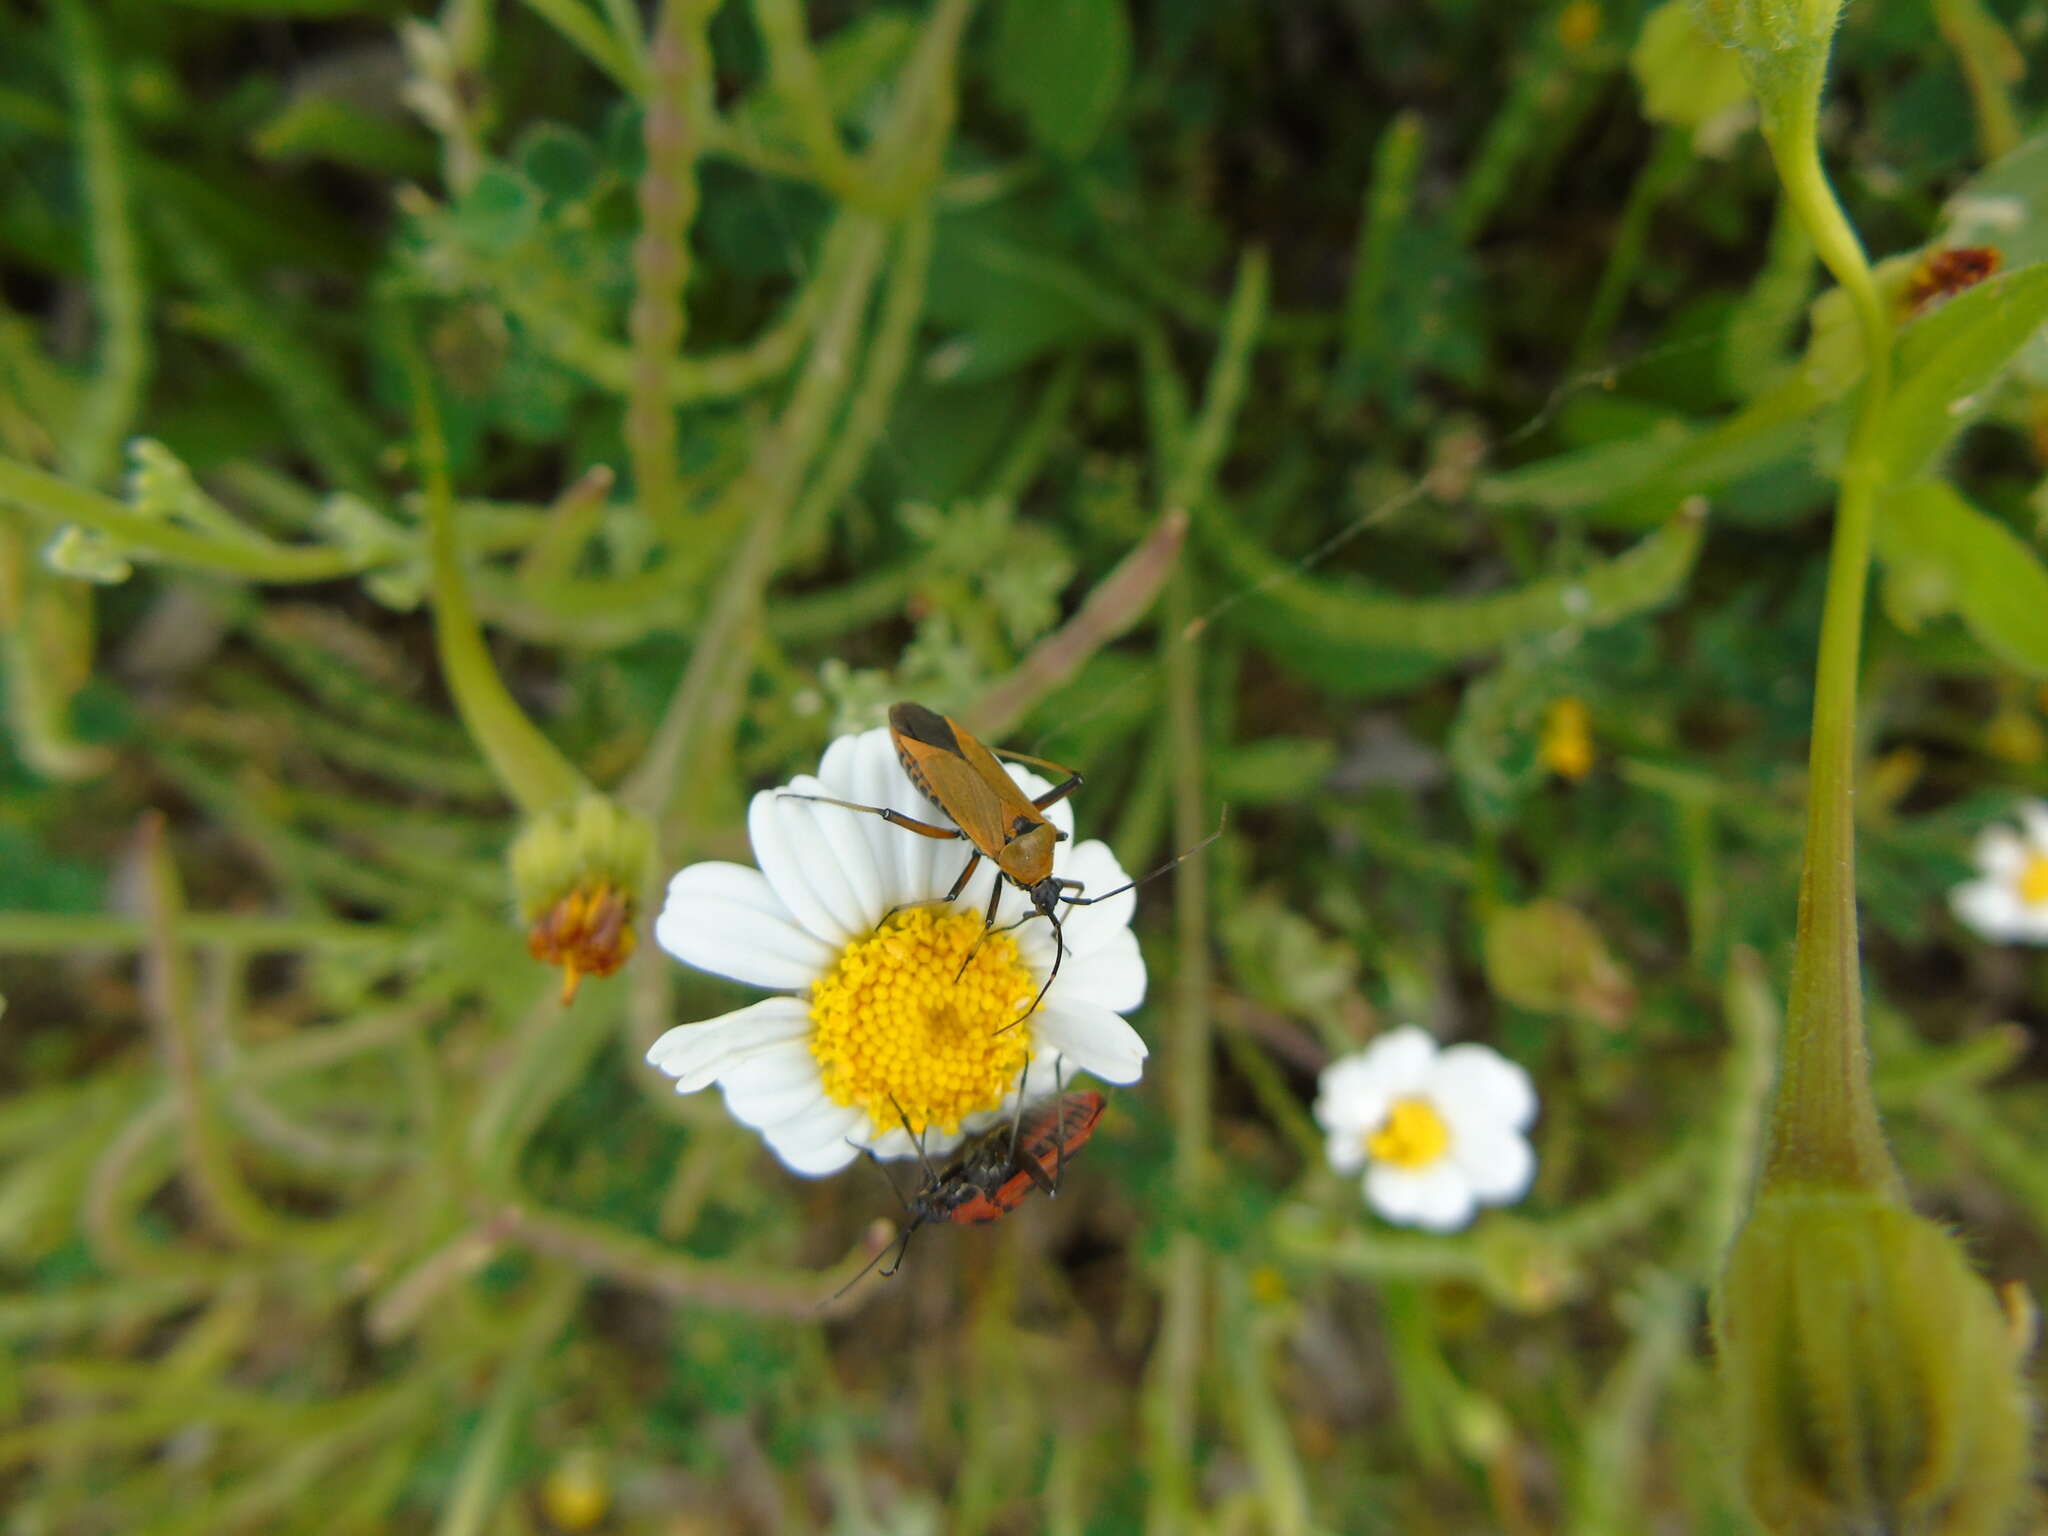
[4,0,2048,1530]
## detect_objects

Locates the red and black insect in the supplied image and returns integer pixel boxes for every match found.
[833,1090,1108,1298]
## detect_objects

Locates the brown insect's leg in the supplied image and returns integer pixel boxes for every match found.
[1029,771,1084,812]
[777,792,963,842]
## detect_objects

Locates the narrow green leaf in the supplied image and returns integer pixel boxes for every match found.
[1197,499,1707,694]
[1875,479,2048,675]
[990,0,1131,160]
[1875,261,2048,483]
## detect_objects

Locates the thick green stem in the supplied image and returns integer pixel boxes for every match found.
[411,346,588,817]
[1754,71,1901,1196]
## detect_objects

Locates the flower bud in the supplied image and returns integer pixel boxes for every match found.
[1713,1189,2030,1535]
[1692,0,1843,59]
[42,525,132,585]
[509,796,654,1004]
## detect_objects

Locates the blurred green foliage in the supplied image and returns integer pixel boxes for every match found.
[2,0,2048,1531]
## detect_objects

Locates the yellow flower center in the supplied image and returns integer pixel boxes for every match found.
[2016,854,2048,908]
[1366,1098,1452,1171]
[1539,696,1595,782]
[808,906,1035,1137]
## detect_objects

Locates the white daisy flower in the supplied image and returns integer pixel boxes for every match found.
[1951,801,2048,944]
[644,727,1148,1175]
[1313,1026,1537,1233]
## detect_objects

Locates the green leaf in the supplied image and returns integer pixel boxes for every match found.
[1874,479,2048,675]
[1212,738,1337,805]
[1195,499,1708,695]
[925,203,1142,382]
[1631,0,1750,138]
[990,0,1131,160]
[730,12,917,152]
[1875,261,2048,483]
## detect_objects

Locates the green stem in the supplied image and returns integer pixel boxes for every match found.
[0,457,373,583]
[410,345,589,817]
[626,0,713,546]
[1754,66,1900,1196]
[57,0,149,488]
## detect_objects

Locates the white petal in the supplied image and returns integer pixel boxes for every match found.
[1325,1128,1368,1175]
[1952,879,2024,939]
[1450,1125,1536,1205]
[764,780,881,939]
[1365,1162,1477,1232]
[1974,826,2027,878]
[2016,903,2048,945]
[654,862,834,989]
[1357,1027,1439,1095]
[645,997,811,1090]
[722,1048,833,1130]
[748,789,856,946]
[1046,840,1139,958]
[1428,1044,1538,1133]
[788,772,888,931]
[1046,926,1146,1014]
[1030,998,1148,1085]
[1314,1054,1395,1138]
[2020,801,2048,853]
[757,1100,868,1176]
[842,728,939,909]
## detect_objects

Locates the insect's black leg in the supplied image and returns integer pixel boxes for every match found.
[890,1094,942,1187]
[879,1221,921,1278]
[777,792,965,842]
[852,1137,916,1216]
[881,851,981,927]
[1049,1054,1068,1192]
[1004,1058,1031,1165]
[1016,1148,1058,1197]
[1029,770,1084,813]
[953,872,1006,981]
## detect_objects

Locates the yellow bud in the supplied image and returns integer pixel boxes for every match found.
[1713,1190,2031,1535]
[540,1448,610,1531]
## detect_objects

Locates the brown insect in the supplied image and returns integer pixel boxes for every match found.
[783,702,1213,1028]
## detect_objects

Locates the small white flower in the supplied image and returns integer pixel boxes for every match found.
[1313,1026,1537,1233]
[645,727,1148,1175]
[1951,801,2048,944]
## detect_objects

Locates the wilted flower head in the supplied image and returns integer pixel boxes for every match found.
[1314,1026,1537,1232]
[509,796,654,1003]
[644,728,1147,1175]
[1950,801,2048,944]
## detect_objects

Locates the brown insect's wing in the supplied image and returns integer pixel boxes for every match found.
[906,746,1012,855]
[946,723,1043,822]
